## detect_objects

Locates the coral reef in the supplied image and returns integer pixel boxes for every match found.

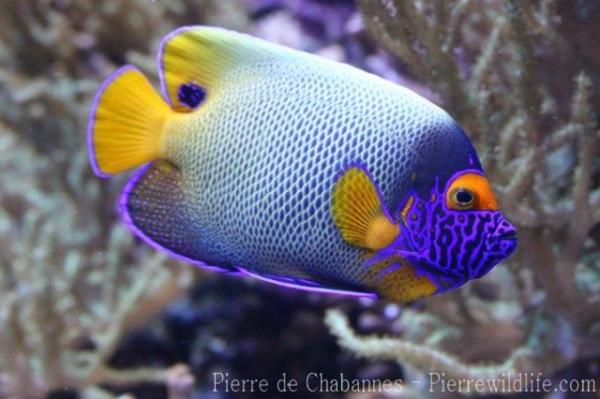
[0,109,196,399]
[1,0,598,398]
[325,309,532,392]
[0,0,247,397]
[326,0,600,394]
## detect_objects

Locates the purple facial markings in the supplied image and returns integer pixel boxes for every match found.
[366,172,517,287]
[451,214,471,256]
[455,213,477,264]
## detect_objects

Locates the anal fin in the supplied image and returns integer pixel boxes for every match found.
[120,161,234,272]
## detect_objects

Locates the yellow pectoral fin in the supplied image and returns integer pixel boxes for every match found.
[332,165,399,250]
[366,215,400,250]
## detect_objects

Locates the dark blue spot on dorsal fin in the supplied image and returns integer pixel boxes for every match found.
[178,83,206,108]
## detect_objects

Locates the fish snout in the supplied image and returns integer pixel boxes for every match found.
[489,218,517,257]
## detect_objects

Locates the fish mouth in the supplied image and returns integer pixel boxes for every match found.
[490,217,517,242]
[487,229,518,258]
[483,217,518,262]
[496,230,517,241]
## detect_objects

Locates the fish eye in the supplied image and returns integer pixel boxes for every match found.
[445,172,498,211]
[450,188,476,209]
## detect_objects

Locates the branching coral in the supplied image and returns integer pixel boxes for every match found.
[1,0,598,396]
[0,0,249,397]
[0,123,196,398]
[325,309,533,388]
[0,0,248,153]
[328,0,600,394]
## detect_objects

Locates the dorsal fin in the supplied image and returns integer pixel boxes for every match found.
[157,26,286,111]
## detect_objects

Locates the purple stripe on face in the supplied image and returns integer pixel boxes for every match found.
[87,65,139,178]
[376,174,517,286]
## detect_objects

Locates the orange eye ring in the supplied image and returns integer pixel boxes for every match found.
[445,172,499,211]
[450,187,476,210]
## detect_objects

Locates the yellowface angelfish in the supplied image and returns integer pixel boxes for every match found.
[87,26,517,302]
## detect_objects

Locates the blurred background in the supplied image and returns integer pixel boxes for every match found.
[0,0,599,398]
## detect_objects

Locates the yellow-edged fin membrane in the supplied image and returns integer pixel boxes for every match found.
[88,65,172,176]
[365,258,438,302]
[332,165,400,250]
[122,160,235,272]
[158,26,283,110]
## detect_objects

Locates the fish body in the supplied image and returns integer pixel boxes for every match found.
[88,26,517,301]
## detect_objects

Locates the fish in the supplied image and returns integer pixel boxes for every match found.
[87,26,517,302]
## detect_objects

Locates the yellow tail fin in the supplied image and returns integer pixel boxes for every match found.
[88,66,172,176]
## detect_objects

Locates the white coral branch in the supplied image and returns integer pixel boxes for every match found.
[325,309,533,387]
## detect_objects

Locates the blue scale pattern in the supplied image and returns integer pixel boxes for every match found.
[132,43,479,292]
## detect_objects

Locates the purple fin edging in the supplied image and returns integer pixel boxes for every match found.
[118,166,375,295]
[118,164,377,296]
[157,25,202,107]
[237,267,378,299]
[87,64,140,178]
[118,163,234,274]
